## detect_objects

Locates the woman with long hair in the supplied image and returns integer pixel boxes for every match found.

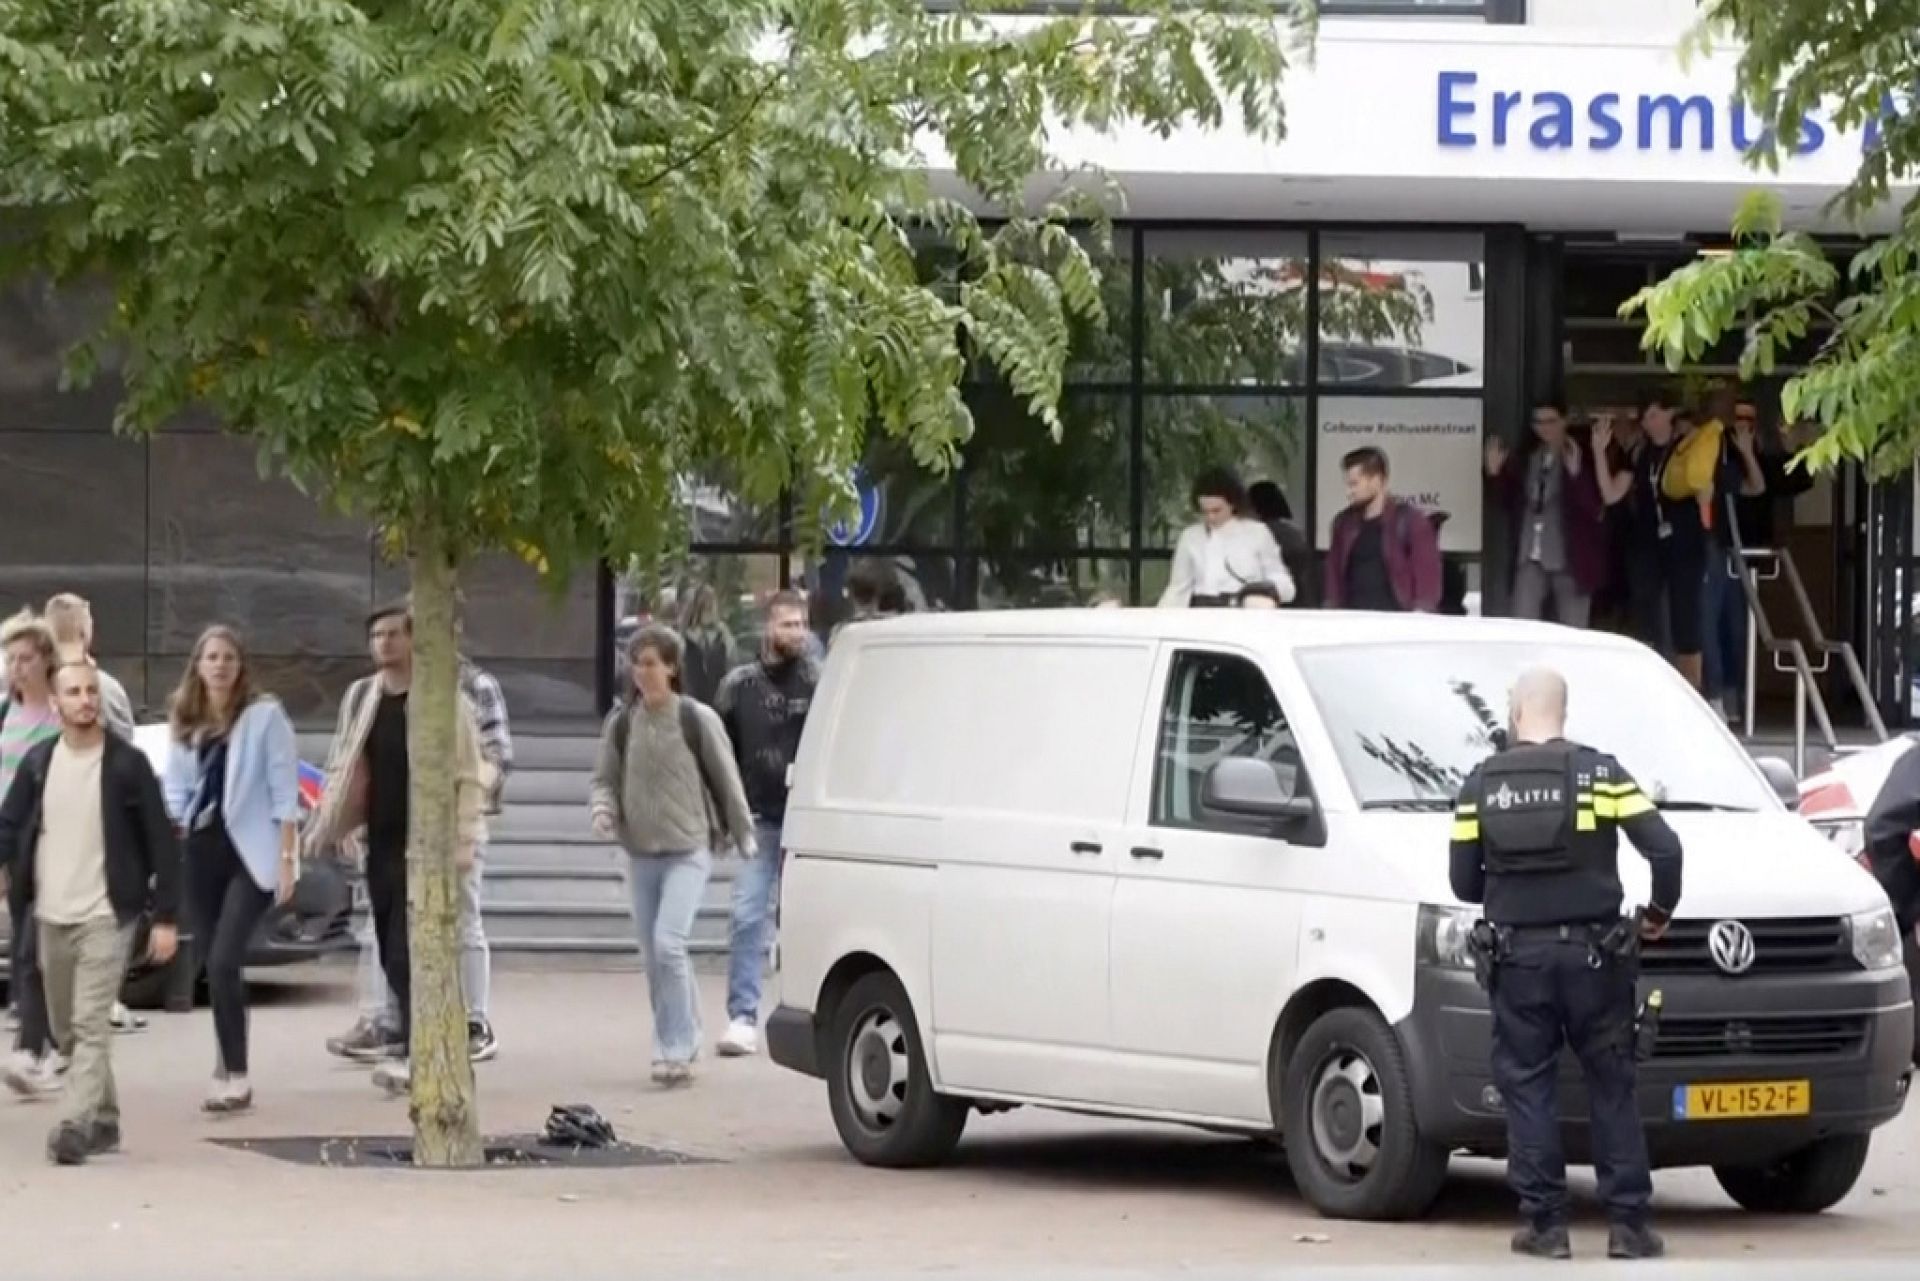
[1159,466,1296,608]
[589,625,755,1086]
[675,583,736,705]
[162,626,300,1114]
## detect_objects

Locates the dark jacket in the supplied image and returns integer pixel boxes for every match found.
[1491,445,1609,595]
[1262,518,1317,609]
[1865,743,1920,932]
[715,654,819,824]
[1324,498,1443,612]
[1,734,182,928]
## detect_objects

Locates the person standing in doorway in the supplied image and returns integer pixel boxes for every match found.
[676,584,737,706]
[305,603,486,1094]
[1487,401,1608,627]
[1,612,66,1094]
[1593,392,1708,688]
[714,592,818,1057]
[0,663,180,1164]
[1247,480,1315,609]
[1324,447,1442,612]
[1159,467,1295,608]
[43,595,134,741]
[590,625,756,1086]
[162,627,299,1114]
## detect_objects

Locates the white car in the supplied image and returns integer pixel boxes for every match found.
[766,610,1914,1221]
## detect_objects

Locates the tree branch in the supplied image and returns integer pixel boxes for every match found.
[633,72,782,192]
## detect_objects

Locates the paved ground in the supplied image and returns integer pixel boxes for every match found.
[3,962,1919,1279]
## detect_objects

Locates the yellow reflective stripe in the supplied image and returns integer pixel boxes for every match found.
[1451,818,1481,841]
[1576,809,1597,832]
[1593,781,1638,795]
[1454,803,1478,816]
[1611,792,1655,818]
[1592,796,1618,818]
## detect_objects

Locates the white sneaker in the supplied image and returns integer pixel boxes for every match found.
[2,1052,62,1101]
[717,1019,759,1058]
[372,1060,410,1096]
[203,1076,253,1114]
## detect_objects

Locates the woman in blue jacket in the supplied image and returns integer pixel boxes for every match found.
[163,626,300,1114]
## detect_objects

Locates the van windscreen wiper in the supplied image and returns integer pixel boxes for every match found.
[1361,798,1455,812]
[1653,799,1754,813]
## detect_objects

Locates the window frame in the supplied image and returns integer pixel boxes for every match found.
[1148,645,1325,843]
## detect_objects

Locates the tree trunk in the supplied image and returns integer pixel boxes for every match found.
[407,529,483,1167]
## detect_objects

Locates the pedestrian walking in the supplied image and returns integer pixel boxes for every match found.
[304,602,487,1094]
[1323,447,1443,612]
[0,662,180,1164]
[1487,400,1607,627]
[2,611,66,1092]
[334,603,512,1066]
[714,592,818,1057]
[1158,467,1295,608]
[161,626,300,1114]
[43,594,135,741]
[591,624,756,1086]
[1449,667,1681,1260]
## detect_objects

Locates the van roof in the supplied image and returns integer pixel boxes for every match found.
[833,609,1644,652]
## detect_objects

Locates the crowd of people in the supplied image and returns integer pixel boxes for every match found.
[1163,381,1809,720]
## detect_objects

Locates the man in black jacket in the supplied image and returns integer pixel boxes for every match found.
[0,663,179,1164]
[714,591,818,1057]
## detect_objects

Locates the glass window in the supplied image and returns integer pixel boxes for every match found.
[976,557,1131,609]
[1141,229,1309,387]
[795,552,955,642]
[1144,395,1306,551]
[963,388,1128,552]
[1319,231,1484,389]
[683,469,783,548]
[1296,640,1777,811]
[1152,650,1300,831]
[797,435,955,549]
[1312,395,1483,553]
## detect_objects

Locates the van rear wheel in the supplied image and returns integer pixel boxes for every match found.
[1280,1006,1449,1221]
[826,971,968,1168]
[1713,1134,1871,1214]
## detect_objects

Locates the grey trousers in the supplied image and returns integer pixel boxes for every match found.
[1512,561,1592,628]
[40,917,135,1132]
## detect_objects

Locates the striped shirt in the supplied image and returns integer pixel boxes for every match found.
[0,698,61,803]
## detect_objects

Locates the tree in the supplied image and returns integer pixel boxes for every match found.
[1623,2,1920,479]
[0,0,1307,1165]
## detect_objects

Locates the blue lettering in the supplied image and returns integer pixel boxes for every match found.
[1493,90,1524,146]
[1529,92,1576,149]
[1587,93,1623,150]
[1794,111,1826,155]
[1437,71,1478,147]
[1731,98,1765,152]
[1637,93,1715,150]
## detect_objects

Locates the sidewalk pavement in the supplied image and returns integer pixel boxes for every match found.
[3,964,1920,1280]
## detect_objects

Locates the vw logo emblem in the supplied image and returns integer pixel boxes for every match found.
[1708,920,1757,976]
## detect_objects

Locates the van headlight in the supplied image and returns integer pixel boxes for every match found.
[1846,906,1904,972]
[1418,904,1479,971]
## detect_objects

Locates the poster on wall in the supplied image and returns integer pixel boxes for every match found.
[1314,397,1483,554]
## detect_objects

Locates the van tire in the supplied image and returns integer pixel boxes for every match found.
[1713,1134,1871,1214]
[826,971,967,1168]
[1279,1006,1449,1221]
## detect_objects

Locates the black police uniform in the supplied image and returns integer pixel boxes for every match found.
[1449,737,1683,1242]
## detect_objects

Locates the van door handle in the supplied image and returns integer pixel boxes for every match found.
[1130,846,1165,861]
[1069,841,1104,856]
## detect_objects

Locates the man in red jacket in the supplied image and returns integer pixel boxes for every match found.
[1324,447,1443,612]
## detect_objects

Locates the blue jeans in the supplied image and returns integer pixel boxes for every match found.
[727,822,785,1024]
[1700,547,1749,705]
[625,849,712,1065]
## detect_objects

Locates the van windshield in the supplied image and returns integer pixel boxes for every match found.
[1295,641,1775,813]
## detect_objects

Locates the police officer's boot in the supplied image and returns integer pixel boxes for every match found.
[1607,1222,1666,1260]
[1511,1223,1572,1260]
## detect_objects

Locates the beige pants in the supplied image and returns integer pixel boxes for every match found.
[40,917,135,1132]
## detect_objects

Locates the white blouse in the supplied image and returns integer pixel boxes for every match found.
[1158,517,1296,607]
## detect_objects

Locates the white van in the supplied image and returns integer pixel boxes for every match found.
[766,610,1913,1221]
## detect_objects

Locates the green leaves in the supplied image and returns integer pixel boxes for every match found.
[0,0,1299,570]
[1629,2,1920,481]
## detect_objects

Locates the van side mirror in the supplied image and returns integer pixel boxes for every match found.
[1754,756,1801,811]
[1202,757,1316,822]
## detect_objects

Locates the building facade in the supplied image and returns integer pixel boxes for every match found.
[4,0,1911,722]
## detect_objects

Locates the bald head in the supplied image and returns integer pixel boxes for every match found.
[1510,667,1568,744]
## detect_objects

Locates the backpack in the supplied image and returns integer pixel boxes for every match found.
[610,698,722,827]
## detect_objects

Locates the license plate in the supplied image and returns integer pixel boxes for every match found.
[1672,1080,1811,1121]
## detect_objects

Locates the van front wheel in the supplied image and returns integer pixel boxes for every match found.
[1713,1134,1871,1214]
[1280,1006,1450,1221]
[826,971,968,1168]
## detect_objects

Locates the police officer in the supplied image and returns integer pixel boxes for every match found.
[1449,667,1682,1262]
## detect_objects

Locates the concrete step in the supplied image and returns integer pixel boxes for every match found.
[293,732,604,772]
[488,803,603,843]
[501,769,593,806]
